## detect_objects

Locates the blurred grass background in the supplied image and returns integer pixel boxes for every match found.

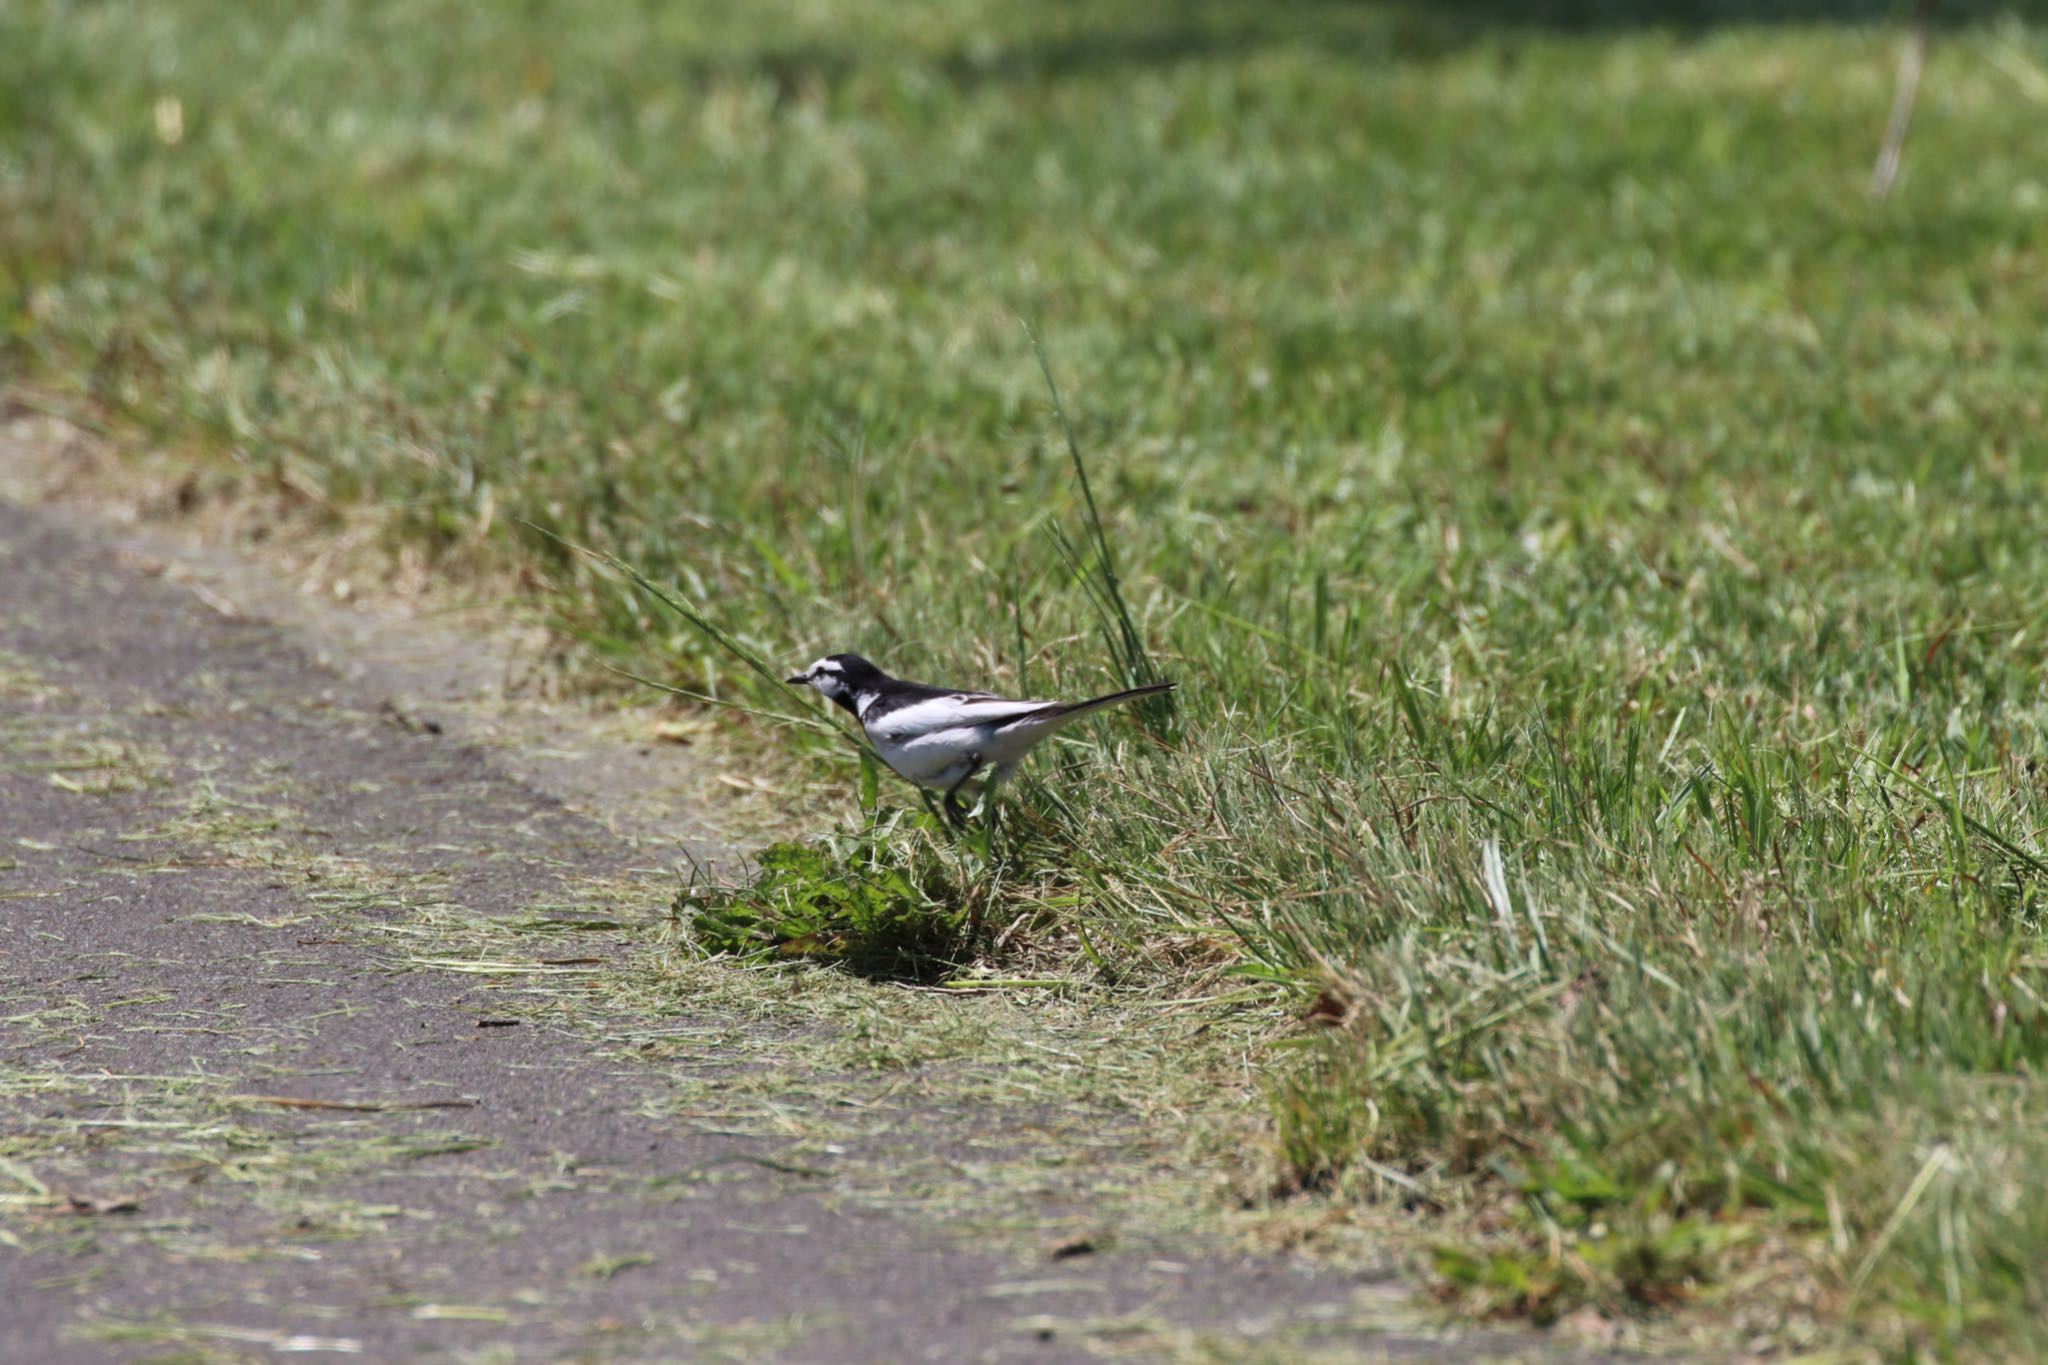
[6,0,2048,1353]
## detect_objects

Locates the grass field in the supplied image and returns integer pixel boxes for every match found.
[7,0,2048,1354]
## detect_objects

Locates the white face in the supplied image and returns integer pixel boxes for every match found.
[793,657,849,699]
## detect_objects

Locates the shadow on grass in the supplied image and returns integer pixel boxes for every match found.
[1391,0,2023,27]
[689,0,2028,103]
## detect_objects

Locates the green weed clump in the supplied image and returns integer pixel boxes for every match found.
[8,0,2048,1353]
[679,810,975,979]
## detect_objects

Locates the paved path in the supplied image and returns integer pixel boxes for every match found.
[0,490,1570,1362]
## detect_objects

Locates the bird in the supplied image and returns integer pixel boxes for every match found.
[786,654,1175,823]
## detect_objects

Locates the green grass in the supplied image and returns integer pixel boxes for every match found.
[7,0,2048,1354]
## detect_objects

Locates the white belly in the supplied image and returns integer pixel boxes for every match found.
[872,728,987,789]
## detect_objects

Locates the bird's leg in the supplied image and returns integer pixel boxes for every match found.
[979,761,1018,837]
[943,754,984,830]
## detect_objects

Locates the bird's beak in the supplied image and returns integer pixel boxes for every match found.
[786,674,808,686]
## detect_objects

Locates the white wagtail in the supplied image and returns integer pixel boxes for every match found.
[786,654,1174,822]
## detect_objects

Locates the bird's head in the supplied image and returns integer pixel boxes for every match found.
[786,653,883,708]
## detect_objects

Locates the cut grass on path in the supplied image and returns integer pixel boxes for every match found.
[6,1,2048,1356]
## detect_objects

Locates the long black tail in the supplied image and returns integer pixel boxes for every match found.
[1002,681,1176,731]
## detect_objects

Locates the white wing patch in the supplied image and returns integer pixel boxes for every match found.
[864,693,1053,744]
